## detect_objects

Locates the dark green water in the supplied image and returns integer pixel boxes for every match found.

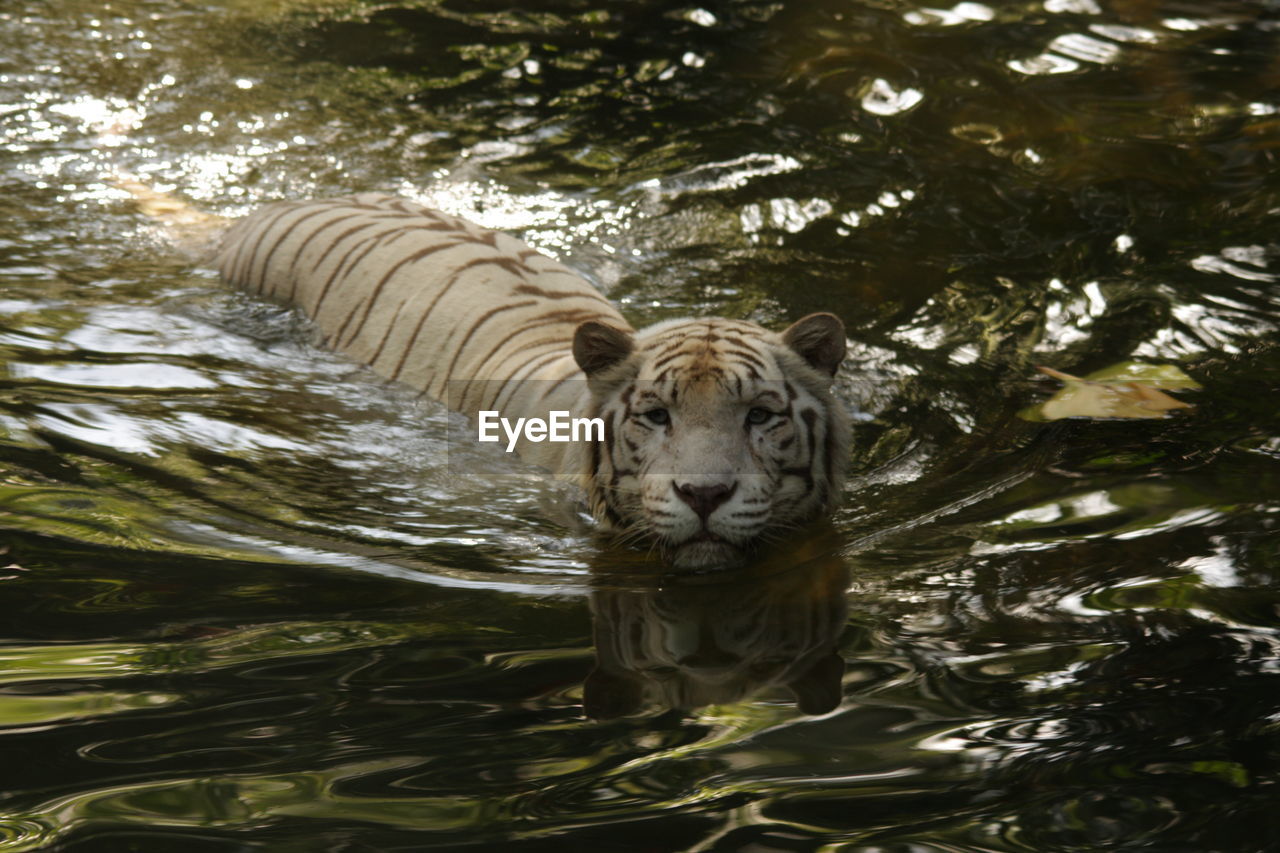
[2,0,1279,849]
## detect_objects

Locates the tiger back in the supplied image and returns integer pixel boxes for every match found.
[215,193,626,468]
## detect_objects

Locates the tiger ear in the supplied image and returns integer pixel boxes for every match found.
[573,321,635,377]
[781,312,846,377]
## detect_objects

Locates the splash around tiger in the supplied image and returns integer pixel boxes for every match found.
[215,193,851,569]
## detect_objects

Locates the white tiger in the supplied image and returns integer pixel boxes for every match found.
[213,193,851,569]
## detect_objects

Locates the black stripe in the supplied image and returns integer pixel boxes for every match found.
[227,202,301,288]
[251,205,340,295]
[441,300,539,381]
[285,216,377,300]
[716,333,764,346]
[650,348,691,372]
[719,347,768,370]
[306,219,379,273]
[387,257,524,380]
[343,239,467,351]
[513,282,612,304]
[497,349,578,410]
[312,225,406,315]
[781,466,813,487]
[465,308,601,385]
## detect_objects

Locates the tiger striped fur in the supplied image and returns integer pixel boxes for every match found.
[215,193,850,568]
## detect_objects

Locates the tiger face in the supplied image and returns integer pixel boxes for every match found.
[573,313,850,569]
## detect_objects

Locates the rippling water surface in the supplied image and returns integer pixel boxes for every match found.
[1,0,1278,849]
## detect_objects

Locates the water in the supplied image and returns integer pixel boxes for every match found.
[1,0,1278,849]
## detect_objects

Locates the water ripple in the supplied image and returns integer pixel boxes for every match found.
[1,0,1278,849]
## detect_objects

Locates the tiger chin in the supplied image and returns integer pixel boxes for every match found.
[567,313,851,570]
[206,193,850,570]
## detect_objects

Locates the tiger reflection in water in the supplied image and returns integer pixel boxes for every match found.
[584,543,849,718]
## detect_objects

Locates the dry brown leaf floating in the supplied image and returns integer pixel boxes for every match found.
[1021,362,1201,422]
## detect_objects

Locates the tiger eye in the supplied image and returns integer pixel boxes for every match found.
[642,408,670,425]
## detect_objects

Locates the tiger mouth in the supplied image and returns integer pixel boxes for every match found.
[670,536,744,570]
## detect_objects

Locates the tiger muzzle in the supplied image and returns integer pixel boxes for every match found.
[673,480,737,522]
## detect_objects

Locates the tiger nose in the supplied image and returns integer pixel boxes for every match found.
[673,481,737,521]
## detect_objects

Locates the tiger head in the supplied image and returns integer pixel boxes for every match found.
[572,313,850,569]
